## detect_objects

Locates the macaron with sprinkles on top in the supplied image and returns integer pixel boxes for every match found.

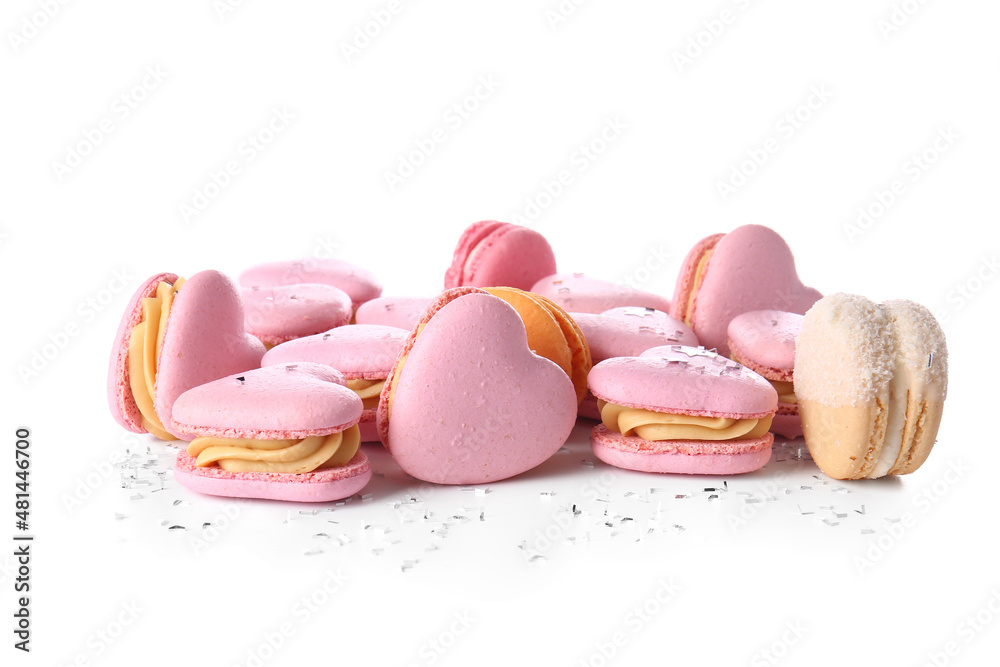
[171,363,371,502]
[588,345,778,475]
[261,324,409,442]
[794,294,948,480]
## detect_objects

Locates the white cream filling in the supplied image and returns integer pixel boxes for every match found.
[872,360,910,478]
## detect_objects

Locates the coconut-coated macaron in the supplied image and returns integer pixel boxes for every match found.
[794,294,947,480]
[171,363,370,502]
[670,224,821,356]
[242,283,353,348]
[728,310,804,439]
[444,220,557,291]
[261,324,409,442]
[531,273,671,314]
[239,258,382,311]
[588,345,778,475]
[107,270,266,441]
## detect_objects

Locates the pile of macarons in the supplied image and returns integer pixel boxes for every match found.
[107,221,948,502]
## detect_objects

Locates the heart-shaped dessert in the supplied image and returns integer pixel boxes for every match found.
[108,269,266,441]
[262,324,409,443]
[377,288,578,484]
[670,224,821,357]
[171,363,370,502]
[153,270,267,440]
[242,283,353,347]
[532,273,671,314]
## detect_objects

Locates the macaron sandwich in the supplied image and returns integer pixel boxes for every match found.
[588,345,778,475]
[107,270,266,441]
[171,363,371,502]
[377,287,580,484]
[261,324,409,442]
[728,310,805,439]
[794,294,948,480]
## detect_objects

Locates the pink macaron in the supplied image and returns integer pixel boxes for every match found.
[171,363,371,502]
[444,220,557,291]
[531,273,671,314]
[242,283,353,348]
[261,324,408,443]
[728,310,804,439]
[670,224,821,356]
[376,287,578,484]
[588,345,778,475]
[573,307,698,363]
[355,296,432,331]
[239,258,382,311]
[107,270,266,442]
[571,307,698,419]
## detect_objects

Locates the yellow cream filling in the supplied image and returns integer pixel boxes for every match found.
[127,278,186,440]
[598,400,772,441]
[769,380,797,404]
[683,248,713,326]
[386,324,424,420]
[347,378,385,410]
[186,424,361,474]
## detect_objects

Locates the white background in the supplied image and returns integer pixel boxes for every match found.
[3,1,999,665]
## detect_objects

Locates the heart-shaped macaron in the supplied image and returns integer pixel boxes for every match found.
[262,324,409,442]
[355,296,433,331]
[240,258,382,311]
[671,224,821,356]
[155,271,267,440]
[171,363,361,439]
[242,283,353,347]
[171,363,370,502]
[108,270,266,441]
[377,288,578,484]
[589,345,778,475]
[532,273,671,314]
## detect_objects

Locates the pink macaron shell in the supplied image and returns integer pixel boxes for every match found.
[174,450,371,502]
[358,413,379,443]
[261,324,408,379]
[591,425,772,475]
[579,392,602,421]
[670,233,724,322]
[592,346,778,419]
[444,220,510,288]
[572,307,698,363]
[171,363,361,440]
[152,270,267,441]
[355,296,432,331]
[727,310,803,379]
[531,273,670,315]
[242,283,353,347]
[107,272,179,432]
[460,224,557,291]
[684,225,821,357]
[377,286,488,449]
[239,259,382,310]
[770,412,803,440]
[379,289,577,484]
